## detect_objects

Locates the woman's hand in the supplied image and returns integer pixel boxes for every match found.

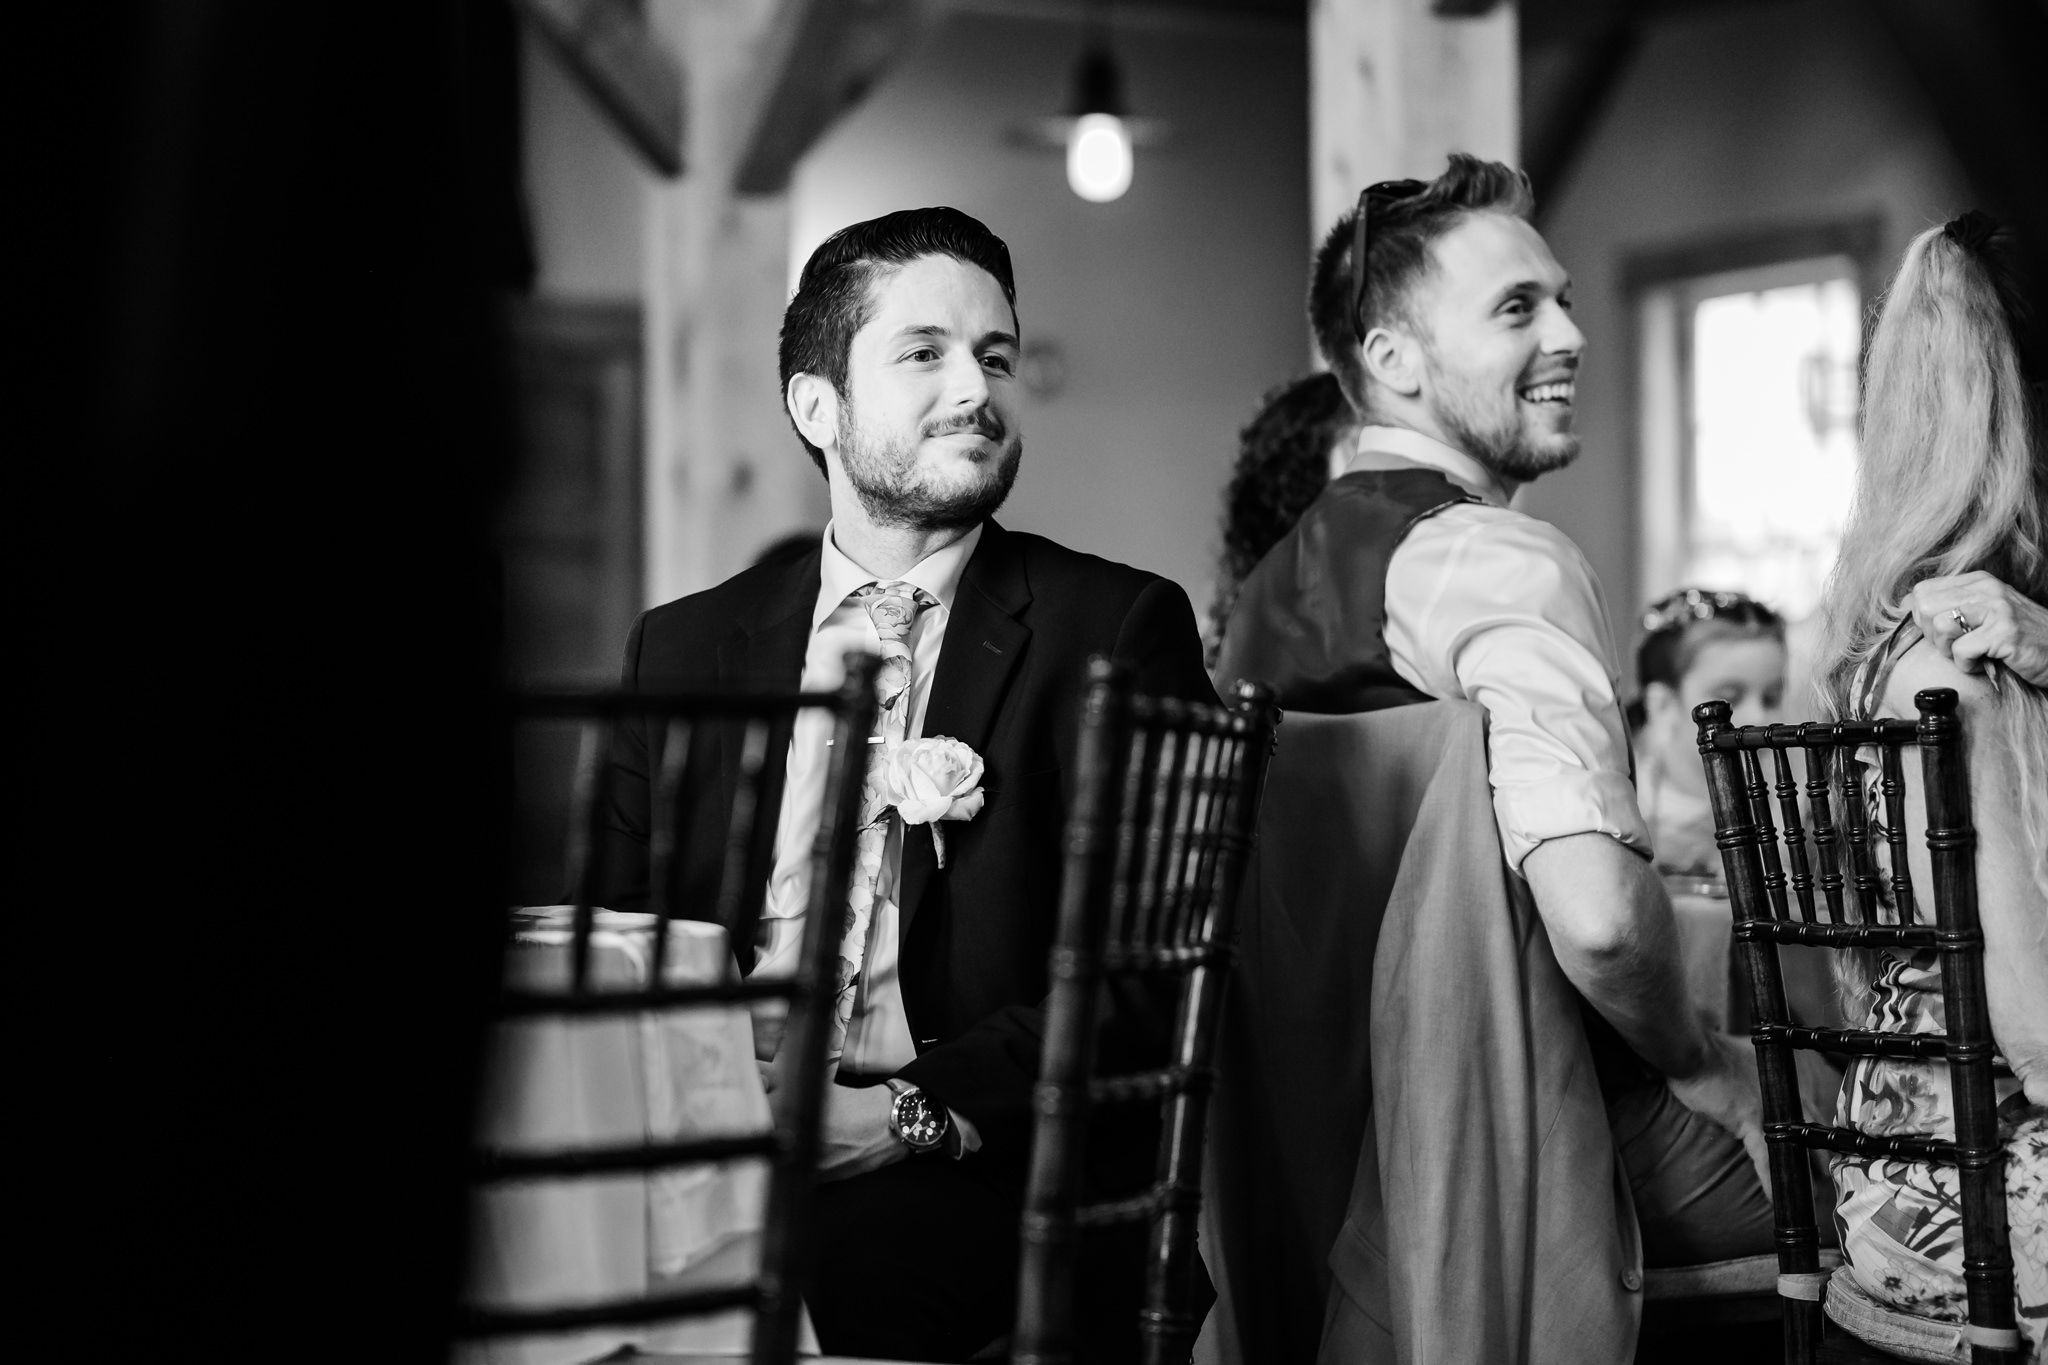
[1906,571,2048,687]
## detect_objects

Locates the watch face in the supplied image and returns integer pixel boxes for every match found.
[894,1089,947,1150]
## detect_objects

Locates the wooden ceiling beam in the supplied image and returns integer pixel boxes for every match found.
[730,0,941,196]
[516,0,684,177]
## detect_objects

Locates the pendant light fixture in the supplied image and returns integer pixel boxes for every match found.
[1006,0,1163,205]
[1065,45,1133,202]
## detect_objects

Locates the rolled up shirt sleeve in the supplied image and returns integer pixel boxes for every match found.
[1386,505,1651,872]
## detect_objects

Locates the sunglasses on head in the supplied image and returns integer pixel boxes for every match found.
[1351,179,1426,343]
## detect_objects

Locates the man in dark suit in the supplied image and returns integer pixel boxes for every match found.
[601,208,1212,1362]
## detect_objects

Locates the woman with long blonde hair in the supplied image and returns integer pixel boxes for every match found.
[1816,211,2048,1348]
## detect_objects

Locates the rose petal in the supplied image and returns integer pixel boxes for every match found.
[897,795,951,825]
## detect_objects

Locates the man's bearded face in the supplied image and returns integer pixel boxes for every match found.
[831,253,1025,531]
[1404,212,1584,484]
[836,396,1022,532]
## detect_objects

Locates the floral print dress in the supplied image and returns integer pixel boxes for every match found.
[1830,633,2048,1354]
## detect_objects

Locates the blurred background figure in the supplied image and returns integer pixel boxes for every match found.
[1206,372,1356,666]
[1629,586,1786,879]
[1628,587,1836,1040]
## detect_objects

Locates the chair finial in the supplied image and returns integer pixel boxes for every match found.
[1913,687,1959,718]
[1693,698,1732,755]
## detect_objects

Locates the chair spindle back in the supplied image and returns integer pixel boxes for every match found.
[456,655,880,1365]
[1694,688,2021,1364]
[1014,660,1280,1365]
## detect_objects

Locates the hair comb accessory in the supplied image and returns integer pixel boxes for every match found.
[1942,209,1999,255]
[1641,586,1769,635]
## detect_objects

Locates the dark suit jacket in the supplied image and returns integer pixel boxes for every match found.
[600,519,1214,1172]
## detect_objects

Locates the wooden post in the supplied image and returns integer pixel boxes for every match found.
[642,0,830,608]
[1309,0,1518,239]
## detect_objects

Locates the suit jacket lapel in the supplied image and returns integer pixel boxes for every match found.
[716,550,819,820]
[899,522,1031,944]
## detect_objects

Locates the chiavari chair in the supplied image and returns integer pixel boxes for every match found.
[455,654,880,1365]
[1694,689,2022,1364]
[1013,661,1280,1365]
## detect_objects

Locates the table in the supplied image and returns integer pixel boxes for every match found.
[1666,875,1849,1039]
[457,909,819,1365]
[1668,879,1741,1032]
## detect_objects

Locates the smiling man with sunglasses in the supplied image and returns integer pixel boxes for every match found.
[1216,155,1777,1356]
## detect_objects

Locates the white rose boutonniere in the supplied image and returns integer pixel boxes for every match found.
[879,736,986,867]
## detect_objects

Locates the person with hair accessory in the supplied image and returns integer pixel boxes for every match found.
[1205,371,1357,667]
[1214,154,1774,1361]
[599,207,1214,1360]
[1628,587,1844,1067]
[1630,587,1788,879]
[1813,210,2048,1352]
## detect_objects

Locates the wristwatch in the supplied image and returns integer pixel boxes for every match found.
[886,1082,952,1155]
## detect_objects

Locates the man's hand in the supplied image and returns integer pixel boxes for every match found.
[1906,571,2048,686]
[1665,1031,1769,1193]
[760,1056,907,1183]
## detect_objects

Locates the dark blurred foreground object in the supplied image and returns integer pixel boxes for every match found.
[1013,662,1278,1365]
[459,661,876,1362]
[47,3,530,1359]
[1695,695,2023,1364]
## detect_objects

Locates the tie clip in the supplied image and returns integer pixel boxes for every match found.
[825,736,886,747]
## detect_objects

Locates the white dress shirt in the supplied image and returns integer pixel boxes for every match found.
[752,523,985,1093]
[1346,425,1651,871]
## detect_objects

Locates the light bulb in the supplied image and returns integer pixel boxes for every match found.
[1066,112,1132,203]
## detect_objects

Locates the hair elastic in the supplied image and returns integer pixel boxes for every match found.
[1942,209,1999,255]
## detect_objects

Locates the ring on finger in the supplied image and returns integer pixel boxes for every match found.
[1950,608,1973,633]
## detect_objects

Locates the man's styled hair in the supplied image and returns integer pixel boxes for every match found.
[778,207,1019,472]
[1308,154,1536,416]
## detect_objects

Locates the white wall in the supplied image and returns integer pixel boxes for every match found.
[1529,0,1974,631]
[520,22,645,301]
[791,9,1313,610]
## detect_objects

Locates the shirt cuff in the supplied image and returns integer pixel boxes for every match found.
[1494,765,1652,872]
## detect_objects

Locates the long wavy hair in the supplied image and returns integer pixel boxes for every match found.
[1818,218,2048,992]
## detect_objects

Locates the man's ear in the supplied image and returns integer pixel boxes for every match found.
[1360,325,1423,400]
[786,372,840,452]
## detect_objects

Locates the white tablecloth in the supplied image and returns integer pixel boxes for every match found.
[458,909,818,1365]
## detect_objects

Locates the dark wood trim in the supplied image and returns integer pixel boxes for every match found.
[1621,216,1888,300]
[507,295,641,354]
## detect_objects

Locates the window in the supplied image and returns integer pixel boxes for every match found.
[1637,254,1864,620]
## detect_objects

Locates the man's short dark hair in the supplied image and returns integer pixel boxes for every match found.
[777,207,1019,473]
[1308,154,1535,416]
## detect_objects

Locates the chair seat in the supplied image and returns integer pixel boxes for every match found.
[1643,1248,1844,1301]
[1822,1267,1979,1364]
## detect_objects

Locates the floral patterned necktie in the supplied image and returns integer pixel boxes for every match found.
[831,581,937,1059]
